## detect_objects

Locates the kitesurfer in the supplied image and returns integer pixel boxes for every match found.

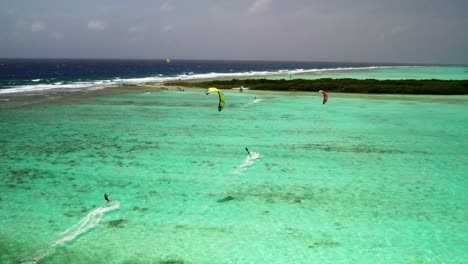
[206,87,225,111]
[104,193,111,203]
[245,147,251,157]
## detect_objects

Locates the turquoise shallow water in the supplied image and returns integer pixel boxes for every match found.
[1,88,467,263]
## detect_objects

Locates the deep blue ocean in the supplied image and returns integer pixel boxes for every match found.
[0,59,405,94]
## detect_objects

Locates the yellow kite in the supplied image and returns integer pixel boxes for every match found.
[206,87,225,111]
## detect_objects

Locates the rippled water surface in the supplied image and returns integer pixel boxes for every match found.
[1,88,467,263]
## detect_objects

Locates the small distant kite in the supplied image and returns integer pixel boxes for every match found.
[206,87,225,111]
[319,90,328,104]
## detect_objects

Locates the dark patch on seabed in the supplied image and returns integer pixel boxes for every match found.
[291,143,429,154]
[0,234,26,264]
[108,218,127,228]
[133,206,150,212]
[230,182,462,223]
[285,228,340,248]
[174,224,231,235]
[308,239,340,248]
[158,260,185,264]
[216,195,235,203]
[64,207,88,217]
[4,168,51,188]
[229,185,313,204]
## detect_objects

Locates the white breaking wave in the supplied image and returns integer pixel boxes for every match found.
[233,152,261,175]
[22,201,120,264]
[0,66,412,95]
[0,82,99,94]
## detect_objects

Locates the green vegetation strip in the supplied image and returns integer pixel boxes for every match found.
[167,78,468,95]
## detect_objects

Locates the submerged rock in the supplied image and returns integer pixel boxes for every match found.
[217,196,235,203]
[108,219,127,228]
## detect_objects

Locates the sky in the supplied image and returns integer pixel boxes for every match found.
[1,0,467,64]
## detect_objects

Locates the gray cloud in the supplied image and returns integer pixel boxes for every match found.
[160,2,172,12]
[50,32,64,39]
[248,0,272,14]
[30,22,46,32]
[87,20,107,31]
[0,0,466,64]
[161,24,174,33]
[128,26,145,33]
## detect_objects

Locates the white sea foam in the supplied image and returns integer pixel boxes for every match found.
[0,83,98,94]
[233,151,260,175]
[22,201,120,264]
[0,66,412,95]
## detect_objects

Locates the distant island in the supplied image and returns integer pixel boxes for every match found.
[164,78,468,95]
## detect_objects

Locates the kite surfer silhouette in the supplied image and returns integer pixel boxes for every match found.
[104,193,111,203]
[245,147,251,157]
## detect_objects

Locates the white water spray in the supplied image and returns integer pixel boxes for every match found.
[23,201,120,264]
[243,98,262,108]
[233,152,261,175]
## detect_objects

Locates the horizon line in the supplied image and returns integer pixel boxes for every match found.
[0,57,465,66]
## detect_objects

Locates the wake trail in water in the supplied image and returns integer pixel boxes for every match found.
[233,152,261,175]
[243,98,262,108]
[23,201,120,264]
[199,152,261,212]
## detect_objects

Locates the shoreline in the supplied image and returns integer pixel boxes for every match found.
[1,64,467,97]
[1,77,467,108]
